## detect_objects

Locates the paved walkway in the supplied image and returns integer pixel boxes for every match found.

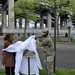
[56,43,75,69]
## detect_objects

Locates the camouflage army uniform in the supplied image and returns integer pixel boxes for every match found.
[39,36,54,75]
[38,28,55,75]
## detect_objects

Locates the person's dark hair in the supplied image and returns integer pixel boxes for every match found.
[4,33,12,43]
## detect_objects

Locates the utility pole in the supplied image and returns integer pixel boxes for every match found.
[53,0,70,73]
[54,0,57,73]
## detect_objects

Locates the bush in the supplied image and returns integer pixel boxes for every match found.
[0,69,5,75]
[65,32,68,37]
[39,69,48,75]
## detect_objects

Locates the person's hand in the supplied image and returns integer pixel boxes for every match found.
[35,37,40,43]
[35,36,38,40]
[36,39,40,43]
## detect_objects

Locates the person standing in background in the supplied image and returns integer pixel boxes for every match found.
[1,33,15,75]
[37,28,55,75]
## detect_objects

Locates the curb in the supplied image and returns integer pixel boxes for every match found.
[56,42,75,45]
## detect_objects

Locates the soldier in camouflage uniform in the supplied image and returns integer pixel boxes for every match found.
[37,28,55,75]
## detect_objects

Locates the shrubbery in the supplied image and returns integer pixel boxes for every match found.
[65,32,68,37]
[39,69,48,75]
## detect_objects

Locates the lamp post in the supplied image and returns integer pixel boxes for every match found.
[54,0,57,73]
[53,0,70,73]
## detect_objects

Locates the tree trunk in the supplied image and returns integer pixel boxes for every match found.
[23,13,29,40]
[23,18,28,40]
[57,15,60,39]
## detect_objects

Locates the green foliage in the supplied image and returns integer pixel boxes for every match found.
[14,0,34,18]
[51,36,61,42]
[14,0,41,39]
[65,32,68,37]
[39,69,48,75]
[29,14,41,22]
[51,36,75,43]
[71,38,75,43]
[45,0,75,17]
[20,69,48,75]
[14,0,41,20]
[45,0,69,6]
[14,0,75,20]
[55,69,75,75]
[1,69,75,75]
[0,69,5,75]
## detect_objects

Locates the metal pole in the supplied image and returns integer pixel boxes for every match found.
[53,0,70,73]
[54,0,57,73]
[28,57,30,75]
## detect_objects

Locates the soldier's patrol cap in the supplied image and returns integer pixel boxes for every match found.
[42,28,49,35]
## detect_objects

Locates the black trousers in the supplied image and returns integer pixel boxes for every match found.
[5,67,15,75]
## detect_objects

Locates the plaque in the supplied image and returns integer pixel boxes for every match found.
[23,49,35,57]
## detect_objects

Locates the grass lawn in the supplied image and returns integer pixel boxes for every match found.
[55,69,75,75]
[0,69,75,75]
[0,69,5,75]
[71,38,75,43]
[51,36,75,43]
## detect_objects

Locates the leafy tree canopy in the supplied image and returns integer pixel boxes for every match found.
[14,0,41,21]
[14,0,75,19]
[44,0,75,17]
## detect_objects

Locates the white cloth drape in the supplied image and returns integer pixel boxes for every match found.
[2,35,42,75]
[3,41,23,52]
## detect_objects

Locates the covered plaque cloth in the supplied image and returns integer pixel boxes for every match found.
[2,35,42,75]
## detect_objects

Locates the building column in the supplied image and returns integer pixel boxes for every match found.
[47,11,51,30]
[34,21,37,29]
[40,13,43,29]
[2,10,7,28]
[58,15,60,30]
[26,20,29,29]
[14,18,17,29]
[8,0,14,28]
[57,14,60,37]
